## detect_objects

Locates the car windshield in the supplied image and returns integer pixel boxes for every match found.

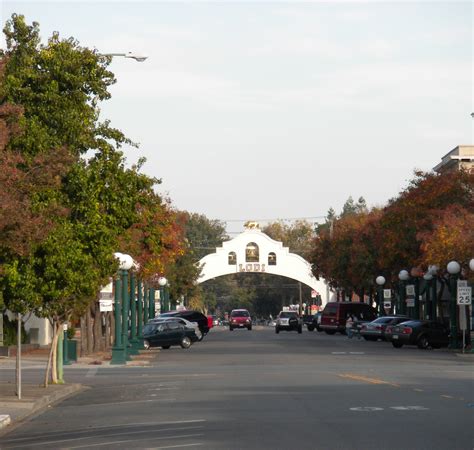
[279,312,297,318]
[372,317,393,324]
[143,324,160,334]
[231,311,249,317]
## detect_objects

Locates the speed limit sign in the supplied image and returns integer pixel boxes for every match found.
[457,287,472,305]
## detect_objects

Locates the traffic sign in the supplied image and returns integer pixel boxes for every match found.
[383,301,392,309]
[383,289,392,299]
[406,285,415,296]
[406,297,415,307]
[457,286,472,305]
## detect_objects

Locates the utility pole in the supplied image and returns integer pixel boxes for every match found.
[299,282,303,315]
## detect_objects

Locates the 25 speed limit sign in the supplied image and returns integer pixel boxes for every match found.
[457,286,472,305]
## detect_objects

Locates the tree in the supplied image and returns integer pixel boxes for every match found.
[263,220,315,259]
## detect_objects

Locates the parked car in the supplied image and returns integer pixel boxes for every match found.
[275,311,303,334]
[148,316,203,341]
[158,310,212,336]
[229,309,252,330]
[388,320,450,349]
[360,316,410,341]
[320,302,377,334]
[142,321,199,349]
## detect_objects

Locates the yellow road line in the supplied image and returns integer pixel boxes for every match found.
[338,373,399,387]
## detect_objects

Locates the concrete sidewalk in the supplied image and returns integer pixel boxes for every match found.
[0,382,84,432]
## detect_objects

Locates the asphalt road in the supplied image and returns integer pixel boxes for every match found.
[1,327,473,449]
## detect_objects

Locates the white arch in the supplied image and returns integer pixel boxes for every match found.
[197,228,329,307]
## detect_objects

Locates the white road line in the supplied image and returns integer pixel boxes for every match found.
[51,434,204,449]
[2,427,205,448]
[331,352,346,354]
[68,439,204,449]
[349,352,365,355]
[1,420,206,443]
[85,367,99,378]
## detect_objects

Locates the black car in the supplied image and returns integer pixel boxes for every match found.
[142,322,199,349]
[302,314,317,331]
[159,310,211,336]
[389,320,450,349]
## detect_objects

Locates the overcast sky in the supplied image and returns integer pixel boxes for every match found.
[1,1,472,235]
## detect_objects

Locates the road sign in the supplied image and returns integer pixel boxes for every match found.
[406,285,415,296]
[383,301,392,309]
[383,289,392,299]
[406,297,415,307]
[457,286,472,305]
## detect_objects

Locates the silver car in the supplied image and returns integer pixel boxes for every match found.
[275,311,303,334]
[360,316,409,341]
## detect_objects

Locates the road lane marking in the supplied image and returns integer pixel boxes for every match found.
[390,406,429,410]
[350,407,383,411]
[339,373,399,387]
[2,427,205,448]
[85,367,99,378]
[413,388,424,392]
[1,420,207,443]
[69,440,204,449]
[441,395,453,399]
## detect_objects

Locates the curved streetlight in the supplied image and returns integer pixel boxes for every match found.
[100,51,148,62]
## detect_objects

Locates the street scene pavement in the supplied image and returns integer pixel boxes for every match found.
[0,327,473,450]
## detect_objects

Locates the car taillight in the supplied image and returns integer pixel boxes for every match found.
[207,316,213,328]
[375,326,382,330]
[386,326,392,333]
[402,327,412,334]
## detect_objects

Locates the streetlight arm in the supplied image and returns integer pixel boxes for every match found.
[100,52,148,62]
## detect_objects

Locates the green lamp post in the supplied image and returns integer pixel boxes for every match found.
[375,275,386,316]
[447,260,461,349]
[111,253,125,364]
[128,271,140,354]
[137,279,144,339]
[158,277,168,313]
[398,270,410,315]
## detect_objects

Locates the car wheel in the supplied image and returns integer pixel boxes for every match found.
[180,336,192,349]
[229,326,233,331]
[161,345,171,349]
[417,335,430,350]
[364,336,376,341]
[317,327,323,332]
[275,327,280,334]
[307,326,314,332]
[298,326,302,334]
[325,330,336,335]
[392,341,403,348]
[197,334,204,342]
[248,326,252,331]
[143,340,150,350]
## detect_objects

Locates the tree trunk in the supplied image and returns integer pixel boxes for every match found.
[86,305,93,354]
[109,311,115,347]
[80,315,87,357]
[93,301,104,352]
[50,321,60,385]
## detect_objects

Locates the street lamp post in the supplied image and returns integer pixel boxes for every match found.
[398,270,410,315]
[137,279,144,339]
[128,271,140,355]
[375,276,386,316]
[447,260,461,349]
[423,272,433,320]
[111,252,133,364]
[149,287,156,319]
[158,277,168,314]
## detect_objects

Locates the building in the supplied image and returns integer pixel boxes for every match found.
[433,145,474,173]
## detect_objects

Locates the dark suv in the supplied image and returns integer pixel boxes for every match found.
[229,309,252,330]
[159,310,211,336]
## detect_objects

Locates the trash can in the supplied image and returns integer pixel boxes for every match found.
[67,339,77,363]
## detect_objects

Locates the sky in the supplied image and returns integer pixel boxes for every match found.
[1,1,473,235]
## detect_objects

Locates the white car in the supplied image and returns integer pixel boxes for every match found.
[149,317,203,340]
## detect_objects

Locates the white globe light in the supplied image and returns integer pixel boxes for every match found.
[470,259,474,271]
[423,273,433,281]
[375,276,386,286]
[158,276,168,287]
[446,261,461,275]
[428,265,438,275]
[114,252,134,271]
[398,270,410,281]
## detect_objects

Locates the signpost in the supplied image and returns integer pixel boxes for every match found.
[457,286,472,306]
[457,286,471,354]
[99,282,114,312]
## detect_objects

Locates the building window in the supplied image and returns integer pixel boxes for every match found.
[228,252,237,265]
[268,252,277,265]
[246,242,259,262]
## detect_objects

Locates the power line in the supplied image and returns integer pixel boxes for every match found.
[220,216,326,223]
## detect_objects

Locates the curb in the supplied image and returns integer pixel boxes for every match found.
[0,415,11,430]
